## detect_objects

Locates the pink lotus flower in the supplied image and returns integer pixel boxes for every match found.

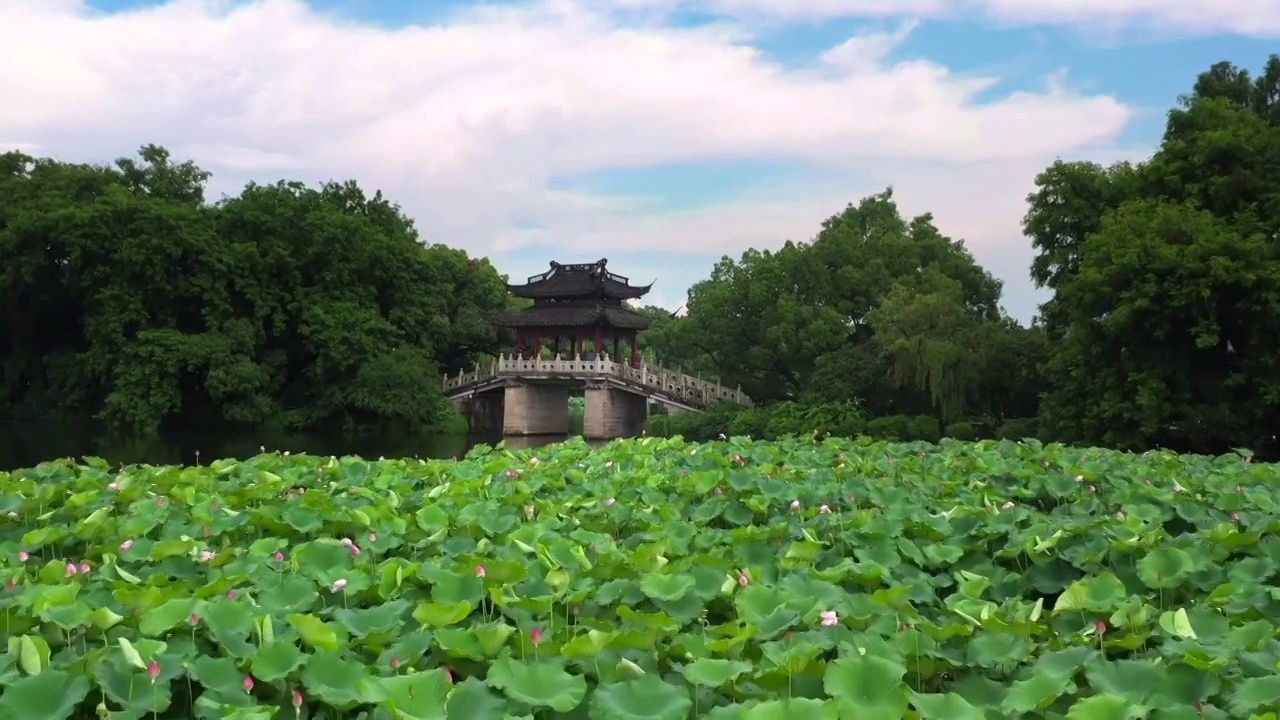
[819,505,831,514]
[243,676,254,693]
[1232,512,1240,520]
[789,500,800,511]
[368,533,377,542]
[119,540,133,552]
[79,562,90,574]
[147,662,160,682]
[189,614,199,625]
[1096,620,1106,633]
[4,580,13,591]
[226,590,236,599]
[156,497,164,506]
[820,610,839,627]
[349,545,360,557]
[17,551,27,561]
[330,578,347,593]
[65,563,77,576]
[475,565,486,578]
[530,627,543,644]
[737,571,749,587]
[292,690,303,708]
[1088,485,1096,493]
[199,550,215,562]
[390,657,400,669]
[445,667,453,682]
[274,551,284,561]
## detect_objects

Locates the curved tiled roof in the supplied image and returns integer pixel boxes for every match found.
[507,259,653,300]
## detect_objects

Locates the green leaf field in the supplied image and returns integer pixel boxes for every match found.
[1,437,1278,719]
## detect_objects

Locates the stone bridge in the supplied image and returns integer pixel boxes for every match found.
[443,355,751,439]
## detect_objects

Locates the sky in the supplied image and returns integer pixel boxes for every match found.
[0,0,1272,322]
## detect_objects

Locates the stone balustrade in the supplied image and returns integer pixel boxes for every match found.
[442,354,751,409]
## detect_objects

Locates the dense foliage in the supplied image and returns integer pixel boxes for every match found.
[0,146,508,436]
[4,55,1279,463]
[642,55,1280,459]
[1026,57,1280,455]
[1,438,1275,719]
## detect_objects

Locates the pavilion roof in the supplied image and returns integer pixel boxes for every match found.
[506,259,653,300]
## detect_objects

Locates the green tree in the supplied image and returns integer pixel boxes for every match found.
[0,146,507,436]
[1029,55,1280,454]
[661,189,1007,415]
[866,269,983,423]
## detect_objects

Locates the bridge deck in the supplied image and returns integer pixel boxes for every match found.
[443,355,751,411]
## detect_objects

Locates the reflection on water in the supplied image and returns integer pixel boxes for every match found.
[496,434,606,450]
[0,421,604,470]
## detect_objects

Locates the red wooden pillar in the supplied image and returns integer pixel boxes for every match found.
[574,330,583,358]
[515,331,524,359]
[630,331,639,367]
[532,331,542,360]
[593,327,603,357]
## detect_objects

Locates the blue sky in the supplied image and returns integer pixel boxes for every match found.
[1,0,1270,319]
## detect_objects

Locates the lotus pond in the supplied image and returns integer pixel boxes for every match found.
[0,436,1278,719]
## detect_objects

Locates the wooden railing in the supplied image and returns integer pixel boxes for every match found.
[442,354,752,409]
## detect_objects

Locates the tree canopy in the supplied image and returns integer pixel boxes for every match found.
[1024,54,1280,455]
[642,189,1038,429]
[4,54,1279,460]
[645,54,1280,458]
[0,145,508,436]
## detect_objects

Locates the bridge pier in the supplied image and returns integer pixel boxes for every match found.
[583,380,648,440]
[503,382,571,435]
[453,391,504,434]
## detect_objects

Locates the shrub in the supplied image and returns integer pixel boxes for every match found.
[644,401,866,441]
[866,415,941,443]
[998,417,1041,441]
[943,421,978,441]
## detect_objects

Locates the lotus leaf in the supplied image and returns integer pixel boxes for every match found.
[0,437,1277,718]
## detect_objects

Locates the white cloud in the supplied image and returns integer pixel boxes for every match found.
[0,0,1149,322]
[624,0,1280,35]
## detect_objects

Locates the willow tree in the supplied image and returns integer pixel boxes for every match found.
[866,270,982,423]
